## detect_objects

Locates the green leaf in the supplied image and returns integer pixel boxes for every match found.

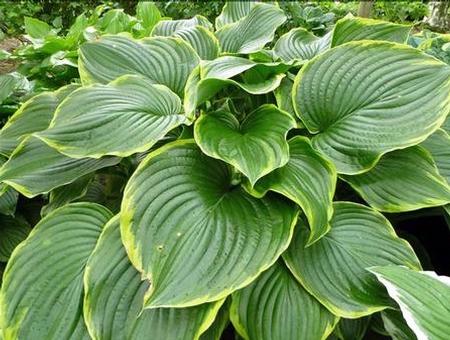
[0,74,18,105]
[41,174,94,216]
[341,146,450,212]
[230,261,338,340]
[248,136,336,245]
[442,116,450,135]
[24,17,52,39]
[0,187,18,217]
[0,136,120,198]
[380,310,417,340]
[152,15,213,36]
[200,300,231,340]
[79,35,200,96]
[0,216,31,262]
[334,317,371,340]
[0,84,79,157]
[274,77,296,119]
[293,41,450,174]
[136,1,162,30]
[185,56,291,116]
[370,266,450,340]
[0,203,112,340]
[84,215,224,340]
[284,202,421,318]
[195,105,295,185]
[274,28,331,62]
[216,3,286,54]
[215,1,258,30]
[421,129,450,184]
[332,16,411,47]
[174,26,220,60]
[37,75,185,158]
[121,140,299,308]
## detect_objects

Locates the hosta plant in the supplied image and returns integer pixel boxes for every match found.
[1,2,450,340]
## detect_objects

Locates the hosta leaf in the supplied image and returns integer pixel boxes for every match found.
[200,300,231,340]
[293,41,450,174]
[38,75,185,158]
[136,2,161,31]
[341,147,450,212]
[41,174,93,216]
[185,56,290,115]
[0,136,119,198]
[215,1,258,30]
[79,35,199,96]
[0,216,31,262]
[24,17,52,39]
[0,203,112,340]
[274,77,296,118]
[249,136,336,245]
[195,105,295,185]
[380,310,417,340]
[274,28,332,62]
[370,266,450,340]
[152,15,213,36]
[421,129,450,184]
[332,17,411,47]
[121,140,298,308]
[284,202,421,318]
[334,317,371,340]
[174,26,220,60]
[0,84,79,157]
[0,187,17,217]
[216,3,286,54]
[84,215,224,340]
[230,261,337,340]
[442,116,450,135]
[0,74,18,105]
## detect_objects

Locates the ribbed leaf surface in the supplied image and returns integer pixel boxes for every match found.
[0,84,79,157]
[38,75,185,158]
[84,216,224,340]
[0,155,18,216]
[199,300,230,340]
[380,310,417,340]
[195,105,295,185]
[121,140,299,308]
[230,261,337,340]
[274,28,331,61]
[332,17,411,47]
[174,26,219,60]
[342,147,450,212]
[215,2,257,29]
[0,216,30,262]
[0,203,112,340]
[293,41,450,174]
[335,317,371,340]
[370,266,450,340]
[152,15,212,36]
[0,136,119,197]
[250,136,336,245]
[79,35,199,96]
[216,3,286,54]
[421,129,450,184]
[284,202,421,318]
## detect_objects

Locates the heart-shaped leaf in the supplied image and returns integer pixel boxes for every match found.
[230,261,338,340]
[341,146,450,212]
[249,136,336,245]
[370,266,450,340]
[284,202,421,318]
[332,16,411,47]
[0,136,119,197]
[79,35,199,96]
[216,3,286,54]
[274,28,331,62]
[152,15,212,36]
[194,105,295,185]
[38,75,185,158]
[293,41,450,174]
[0,203,112,340]
[121,140,299,308]
[84,215,224,340]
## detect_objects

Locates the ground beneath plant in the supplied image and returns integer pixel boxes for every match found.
[0,37,22,74]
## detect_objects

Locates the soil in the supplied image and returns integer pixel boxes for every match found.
[0,37,22,74]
